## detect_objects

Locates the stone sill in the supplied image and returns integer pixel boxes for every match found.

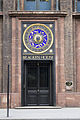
[73,12,80,17]
[58,92,80,95]
[0,11,3,16]
[8,10,67,17]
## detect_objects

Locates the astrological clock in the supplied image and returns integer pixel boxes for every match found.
[23,23,53,54]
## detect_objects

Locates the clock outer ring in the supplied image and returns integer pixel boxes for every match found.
[23,23,53,54]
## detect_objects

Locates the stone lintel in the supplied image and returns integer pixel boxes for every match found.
[8,11,67,17]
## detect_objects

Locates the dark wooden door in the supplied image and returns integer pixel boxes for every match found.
[24,61,52,106]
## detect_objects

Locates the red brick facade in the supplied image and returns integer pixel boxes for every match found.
[0,0,80,108]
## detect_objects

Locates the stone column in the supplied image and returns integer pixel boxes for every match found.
[0,17,3,93]
[36,0,40,10]
[56,0,59,11]
[17,0,20,10]
[74,0,77,12]
[21,0,24,10]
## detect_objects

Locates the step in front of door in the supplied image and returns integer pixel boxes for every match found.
[15,106,61,109]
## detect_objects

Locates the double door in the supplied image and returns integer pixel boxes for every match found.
[24,61,53,106]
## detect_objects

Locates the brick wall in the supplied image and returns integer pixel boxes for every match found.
[0,0,80,108]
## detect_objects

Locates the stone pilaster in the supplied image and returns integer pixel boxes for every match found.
[3,0,15,92]
[0,17,3,93]
[60,0,74,91]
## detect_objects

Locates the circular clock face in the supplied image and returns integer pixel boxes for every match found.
[23,23,53,54]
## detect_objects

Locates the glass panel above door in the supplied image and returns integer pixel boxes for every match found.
[24,0,51,10]
[24,0,36,10]
[77,0,80,12]
[40,0,51,10]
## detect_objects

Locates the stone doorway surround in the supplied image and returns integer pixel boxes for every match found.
[10,11,66,108]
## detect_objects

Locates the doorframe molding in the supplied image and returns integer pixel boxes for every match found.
[11,16,65,107]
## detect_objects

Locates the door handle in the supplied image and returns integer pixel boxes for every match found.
[37,89,39,92]
[24,85,25,88]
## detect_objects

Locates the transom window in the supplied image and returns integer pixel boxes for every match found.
[73,0,80,12]
[77,0,80,12]
[24,0,51,10]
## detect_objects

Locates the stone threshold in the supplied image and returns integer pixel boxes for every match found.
[15,106,61,109]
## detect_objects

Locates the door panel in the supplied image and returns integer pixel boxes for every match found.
[24,61,52,106]
[26,62,38,105]
[28,66,37,88]
[39,63,49,105]
[40,66,48,88]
